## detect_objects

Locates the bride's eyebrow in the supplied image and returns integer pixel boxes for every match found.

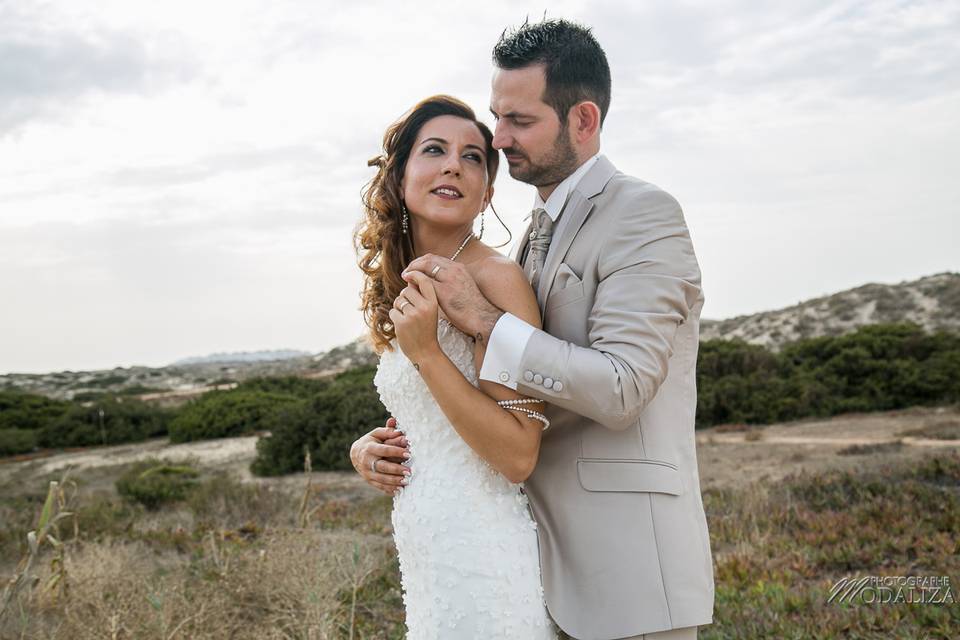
[419,137,485,156]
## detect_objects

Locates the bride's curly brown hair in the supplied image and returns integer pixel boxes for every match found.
[355,95,499,353]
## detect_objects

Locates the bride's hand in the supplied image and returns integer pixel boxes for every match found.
[389,271,441,365]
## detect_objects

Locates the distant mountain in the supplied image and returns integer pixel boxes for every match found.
[701,272,959,350]
[172,349,311,365]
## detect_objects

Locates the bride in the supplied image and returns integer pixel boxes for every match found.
[353,95,556,638]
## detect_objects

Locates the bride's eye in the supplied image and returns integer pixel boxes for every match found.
[423,144,443,154]
[464,152,482,163]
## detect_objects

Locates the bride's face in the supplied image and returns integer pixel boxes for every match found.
[401,115,491,231]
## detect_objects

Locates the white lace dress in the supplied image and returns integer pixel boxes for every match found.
[373,318,556,639]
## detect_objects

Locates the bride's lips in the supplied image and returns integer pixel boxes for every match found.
[431,184,463,199]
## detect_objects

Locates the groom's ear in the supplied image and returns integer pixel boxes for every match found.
[570,101,601,144]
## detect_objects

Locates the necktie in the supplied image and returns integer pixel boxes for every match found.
[523,207,554,291]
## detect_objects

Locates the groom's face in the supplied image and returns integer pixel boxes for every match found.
[490,64,580,188]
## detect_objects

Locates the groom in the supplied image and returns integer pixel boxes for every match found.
[351,19,714,640]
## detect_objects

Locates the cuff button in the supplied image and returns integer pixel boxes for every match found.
[524,370,534,382]
[552,381,563,392]
[499,371,510,383]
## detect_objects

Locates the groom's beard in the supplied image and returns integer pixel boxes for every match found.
[505,127,580,189]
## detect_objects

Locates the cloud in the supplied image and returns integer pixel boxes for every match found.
[0,2,196,135]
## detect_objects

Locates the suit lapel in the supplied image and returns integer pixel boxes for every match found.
[536,156,618,310]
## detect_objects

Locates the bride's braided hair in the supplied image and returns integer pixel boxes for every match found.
[354,95,498,353]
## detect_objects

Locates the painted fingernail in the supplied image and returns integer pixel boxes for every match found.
[401,477,409,485]
[403,451,411,459]
[403,468,411,476]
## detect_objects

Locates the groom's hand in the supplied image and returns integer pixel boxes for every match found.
[403,255,503,343]
[350,417,410,496]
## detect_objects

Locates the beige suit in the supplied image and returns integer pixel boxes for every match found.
[511,157,714,640]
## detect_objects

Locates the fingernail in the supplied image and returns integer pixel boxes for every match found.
[403,468,411,476]
[401,478,409,485]
[403,451,411,459]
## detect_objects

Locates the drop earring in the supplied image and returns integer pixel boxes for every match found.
[478,209,485,240]
[401,203,409,235]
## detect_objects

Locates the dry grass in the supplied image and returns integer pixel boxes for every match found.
[3,434,959,639]
[901,419,960,441]
[0,464,403,640]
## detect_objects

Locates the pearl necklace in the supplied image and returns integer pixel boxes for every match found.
[449,232,474,262]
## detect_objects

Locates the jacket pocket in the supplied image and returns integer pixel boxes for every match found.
[546,263,585,310]
[577,457,683,495]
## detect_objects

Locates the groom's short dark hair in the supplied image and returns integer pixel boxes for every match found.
[493,18,611,126]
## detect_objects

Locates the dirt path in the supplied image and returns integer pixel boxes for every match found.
[2,406,957,497]
[695,406,959,490]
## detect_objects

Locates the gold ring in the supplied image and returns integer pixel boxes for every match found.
[398,300,411,312]
[430,265,441,278]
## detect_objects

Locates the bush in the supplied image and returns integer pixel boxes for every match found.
[168,389,302,443]
[115,459,200,510]
[0,428,37,456]
[696,323,960,428]
[37,396,171,448]
[251,366,389,476]
[0,391,71,430]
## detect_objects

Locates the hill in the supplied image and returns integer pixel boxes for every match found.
[701,271,959,350]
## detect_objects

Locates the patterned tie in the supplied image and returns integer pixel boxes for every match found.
[523,207,554,291]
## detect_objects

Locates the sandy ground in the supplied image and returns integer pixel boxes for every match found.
[695,405,960,490]
[2,406,958,497]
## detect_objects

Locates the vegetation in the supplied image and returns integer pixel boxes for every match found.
[0,391,71,431]
[1,443,957,637]
[251,366,389,476]
[167,376,329,443]
[37,396,171,448]
[0,428,37,456]
[2,324,957,470]
[115,459,201,510]
[697,323,960,427]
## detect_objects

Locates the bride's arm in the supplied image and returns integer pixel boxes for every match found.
[392,260,544,483]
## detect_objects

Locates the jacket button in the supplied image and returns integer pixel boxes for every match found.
[553,380,563,392]
[533,374,543,385]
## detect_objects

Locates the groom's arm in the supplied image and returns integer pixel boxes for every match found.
[478,187,702,431]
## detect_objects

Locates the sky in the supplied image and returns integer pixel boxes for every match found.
[1,0,958,374]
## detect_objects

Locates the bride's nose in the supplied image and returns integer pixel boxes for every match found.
[440,156,462,177]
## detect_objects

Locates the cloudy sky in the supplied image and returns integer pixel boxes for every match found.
[1,0,958,374]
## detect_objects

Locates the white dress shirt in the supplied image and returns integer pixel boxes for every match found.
[479,153,601,389]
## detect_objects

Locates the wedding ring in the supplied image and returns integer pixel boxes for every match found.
[371,458,379,474]
[430,265,441,278]
[398,300,411,312]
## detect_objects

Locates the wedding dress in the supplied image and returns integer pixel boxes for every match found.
[374,318,556,639]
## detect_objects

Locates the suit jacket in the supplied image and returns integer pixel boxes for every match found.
[511,156,714,640]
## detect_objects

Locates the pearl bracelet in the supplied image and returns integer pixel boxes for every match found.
[496,397,541,407]
[497,404,550,431]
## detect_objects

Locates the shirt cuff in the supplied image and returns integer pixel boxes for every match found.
[478,312,537,390]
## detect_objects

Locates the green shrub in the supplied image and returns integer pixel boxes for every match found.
[696,323,960,428]
[168,389,302,443]
[251,366,389,476]
[0,428,37,456]
[37,396,171,448]
[115,460,200,509]
[0,391,71,430]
